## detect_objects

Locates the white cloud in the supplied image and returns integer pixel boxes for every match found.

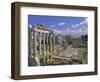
[50,25,55,27]
[28,24,32,28]
[53,18,88,37]
[72,18,88,29]
[70,18,88,37]
[57,22,66,26]
[53,29,62,34]
[49,18,88,38]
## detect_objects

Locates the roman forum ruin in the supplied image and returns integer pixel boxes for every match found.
[28,24,55,66]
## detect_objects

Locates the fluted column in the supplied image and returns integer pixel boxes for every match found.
[43,33,46,54]
[39,32,41,55]
[28,28,32,57]
[46,33,49,63]
[33,31,37,57]
[43,33,46,65]
[49,33,53,52]
[53,33,55,52]
[33,31,40,66]
[46,33,49,52]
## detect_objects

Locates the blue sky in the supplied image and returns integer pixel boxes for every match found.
[28,15,88,37]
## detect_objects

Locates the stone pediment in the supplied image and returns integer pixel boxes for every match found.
[35,24,48,31]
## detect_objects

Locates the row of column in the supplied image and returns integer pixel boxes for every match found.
[34,31,55,54]
[33,31,55,65]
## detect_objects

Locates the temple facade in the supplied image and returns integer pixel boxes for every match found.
[28,24,55,66]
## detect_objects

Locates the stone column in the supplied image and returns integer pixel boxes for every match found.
[49,33,52,52]
[53,33,55,52]
[46,33,49,52]
[39,32,41,55]
[31,32,33,57]
[43,33,46,65]
[43,33,46,53]
[33,31,37,57]
[46,33,49,63]
[28,28,32,57]
[33,31,40,66]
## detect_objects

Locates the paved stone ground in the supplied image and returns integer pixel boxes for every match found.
[59,45,80,57]
[52,45,82,65]
[28,45,83,66]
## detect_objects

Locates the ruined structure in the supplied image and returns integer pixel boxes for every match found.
[28,24,55,66]
[28,24,84,66]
